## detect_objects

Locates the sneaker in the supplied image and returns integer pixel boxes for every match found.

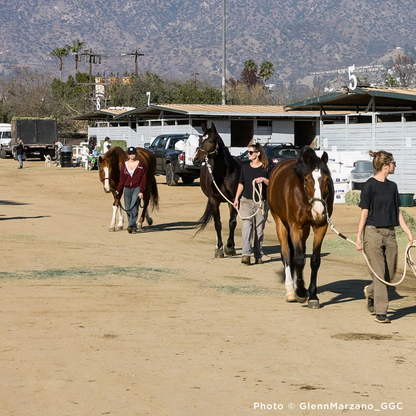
[241,256,251,265]
[364,286,374,313]
[255,257,263,264]
[375,315,391,323]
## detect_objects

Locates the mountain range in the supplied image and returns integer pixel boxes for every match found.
[1,0,416,88]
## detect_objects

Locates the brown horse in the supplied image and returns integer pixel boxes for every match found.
[267,146,334,308]
[193,122,242,258]
[98,146,159,231]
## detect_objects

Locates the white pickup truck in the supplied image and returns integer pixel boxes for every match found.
[0,123,12,158]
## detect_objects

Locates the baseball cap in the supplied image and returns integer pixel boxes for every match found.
[127,146,136,154]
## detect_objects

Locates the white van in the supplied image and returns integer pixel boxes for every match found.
[0,123,12,158]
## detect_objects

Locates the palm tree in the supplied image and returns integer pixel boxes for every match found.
[51,47,69,81]
[67,39,85,75]
[259,61,274,85]
[240,59,259,88]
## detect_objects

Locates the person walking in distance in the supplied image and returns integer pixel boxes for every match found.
[356,150,416,323]
[16,139,24,169]
[233,142,270,265]
[103,137,111,153]
[116,147,147,233]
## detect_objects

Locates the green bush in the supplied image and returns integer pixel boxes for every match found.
[345,190,361,205]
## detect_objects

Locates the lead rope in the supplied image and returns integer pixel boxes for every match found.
[205,159,263,219]
[327,215,416,287]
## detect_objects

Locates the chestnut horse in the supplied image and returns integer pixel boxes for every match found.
[98,146,159,231]
[267,146,334,308]
[193,122,242,258]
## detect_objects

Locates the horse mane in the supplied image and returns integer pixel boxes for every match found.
[294,146,330,178]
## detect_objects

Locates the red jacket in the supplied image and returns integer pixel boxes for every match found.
[117,161,147,193]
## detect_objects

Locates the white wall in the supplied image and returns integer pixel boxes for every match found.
[271,119,294,143]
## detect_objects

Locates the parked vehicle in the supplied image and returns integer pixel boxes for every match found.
[237,143,301,168]
[146,133,201,186]
[0,123,12,158]
[10,118,57,160]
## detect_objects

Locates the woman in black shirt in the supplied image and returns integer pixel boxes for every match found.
[233,143,270,265]
[356,150,415,323]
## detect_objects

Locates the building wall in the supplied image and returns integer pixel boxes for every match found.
[321,117,416,193]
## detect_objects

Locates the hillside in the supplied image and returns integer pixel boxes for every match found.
[1,0,416,87]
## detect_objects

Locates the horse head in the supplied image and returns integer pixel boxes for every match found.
[98,154,112,193]
[98,147,125,194]
[193,122,221,167]
[294,146,333,224]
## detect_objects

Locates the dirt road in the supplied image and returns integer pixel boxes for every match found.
[1,158,416,416]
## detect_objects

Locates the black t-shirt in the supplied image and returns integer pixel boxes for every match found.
[359,177,400,227]
[239,163,270,200]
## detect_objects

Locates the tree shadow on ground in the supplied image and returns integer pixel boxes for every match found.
[0,215,51,221]
[0,200,29,206]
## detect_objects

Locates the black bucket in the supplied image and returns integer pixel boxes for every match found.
[60,145,73,168]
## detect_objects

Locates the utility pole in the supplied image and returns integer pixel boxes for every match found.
[121,48,144,76]
[191,72,199,89]
[222,0,226,105]
[80,49,106,98]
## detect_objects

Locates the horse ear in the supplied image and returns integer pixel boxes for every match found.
[98,156,103,163]
[321,151,328,164]
[201,122,208,134]
[301,146,312,165]
[211,122,217,135]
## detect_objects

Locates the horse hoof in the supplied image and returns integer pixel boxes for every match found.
[215,250,225,258]
[115,226,123,231]
[224,246,236,256]
[308,300,321,309]
[296,294,308,304]
[146,217,153,226]
[109,227,115,232]
[286,292,296,302]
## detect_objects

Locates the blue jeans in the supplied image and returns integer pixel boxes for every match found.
[124,187,140,229]
[18,155,23,168]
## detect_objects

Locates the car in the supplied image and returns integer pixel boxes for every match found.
[236,143,302,168]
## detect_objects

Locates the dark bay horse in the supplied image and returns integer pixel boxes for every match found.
[267,146,334,308]
[193,122,242,258]
[99,146,159,231]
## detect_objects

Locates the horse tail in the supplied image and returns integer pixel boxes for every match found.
[149,178,159,211]
[195,201,212,234]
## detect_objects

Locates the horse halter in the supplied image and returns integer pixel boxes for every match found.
[303,177,329,219]
[198,140,219,160]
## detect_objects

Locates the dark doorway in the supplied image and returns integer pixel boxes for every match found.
[294,121,316,147]
[231,120,253,147]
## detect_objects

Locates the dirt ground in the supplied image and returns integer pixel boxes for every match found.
[1,158,416,416]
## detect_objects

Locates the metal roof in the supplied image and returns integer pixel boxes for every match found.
[113,104,349,119]
[74,108,132,120]
[286,87,416,112]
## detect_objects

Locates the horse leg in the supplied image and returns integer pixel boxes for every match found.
[274,216,296,302]
[109,204,118,232]
[291,226,310,303]
[307,224,328,309]
[116,204,124,230]
[224,204,237,256]
[211,201,224,258]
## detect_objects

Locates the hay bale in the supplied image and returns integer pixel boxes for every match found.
[345,190,361,205]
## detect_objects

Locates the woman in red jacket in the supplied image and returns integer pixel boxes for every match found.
[116,147,147,233]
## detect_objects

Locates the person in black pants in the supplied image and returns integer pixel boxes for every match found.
[16,139,24,169]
